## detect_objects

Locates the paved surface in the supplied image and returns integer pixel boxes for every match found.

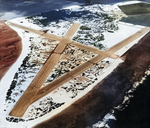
[8,18,150,117]
[34,30,150,128]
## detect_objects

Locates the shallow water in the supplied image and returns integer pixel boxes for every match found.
[121,13,150,27]
[1,0,150,128]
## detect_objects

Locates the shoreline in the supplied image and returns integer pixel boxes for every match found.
[1,1,150,128]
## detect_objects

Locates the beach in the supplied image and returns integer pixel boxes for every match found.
[1,1,150,128]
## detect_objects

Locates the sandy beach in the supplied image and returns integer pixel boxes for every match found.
[1,1,150,128]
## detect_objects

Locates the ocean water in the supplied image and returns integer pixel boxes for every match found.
[26,2,150,128]
[90,0,150,4]
[1,0,150,20]
[107,75,150,128]
[97,2,150,128]
[1,0,150,128]
[3,5,119,127]
[107,1,150,127]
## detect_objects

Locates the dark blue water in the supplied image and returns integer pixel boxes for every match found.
[1,0,150,20]
[30,3,150,127]
[0,0,86,20]
[92,0,150,4]
[27,6,150,127]
[107,75,150,128]
[1,0,150,127]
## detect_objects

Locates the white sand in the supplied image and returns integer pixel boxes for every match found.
[0,2,148,128]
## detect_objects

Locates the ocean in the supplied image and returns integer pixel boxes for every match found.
[26,2,150,127]
[107,75,150,128]
[104,1,150,127]
[1,0,150,128]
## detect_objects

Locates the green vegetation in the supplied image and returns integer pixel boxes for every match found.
[80,26,91,30]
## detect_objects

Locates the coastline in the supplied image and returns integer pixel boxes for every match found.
[1,1,150,128]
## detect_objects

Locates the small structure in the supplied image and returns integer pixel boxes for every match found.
[8,21,119,117]
[3,21,150,127]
